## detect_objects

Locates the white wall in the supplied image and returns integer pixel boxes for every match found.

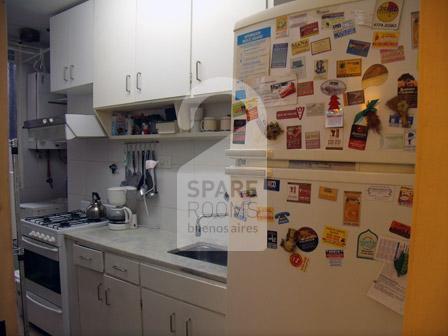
[67,94,231,243]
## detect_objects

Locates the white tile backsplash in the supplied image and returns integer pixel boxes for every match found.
[67,94,230,245]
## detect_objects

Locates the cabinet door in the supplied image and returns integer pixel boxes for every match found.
[178,301,226,336]
[134,0,191,102]
[67,0,94,89]
[191,0,266,96]
[76,267,107,336]
[94,0,136,108]
[104,275,142,336]
[141,289,178,336]
[50,10,70,92]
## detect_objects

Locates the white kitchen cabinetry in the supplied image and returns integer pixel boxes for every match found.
[134,0,191,102]
[93,0,136,108]
[142,289,226,336]
[190,0,266,96]
[93,0,265,108]
[94,0,190,108]
[76,267,107,335]
[103,275,142,336]
[76,267,142,336]
[50,0,93,93]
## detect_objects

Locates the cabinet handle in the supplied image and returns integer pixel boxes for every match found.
[105,288,111,306]
[97,283,103,302]
[63,66,68,82]
[169,313,176,333]
[185,318,192,336]
[112,265,127,273]
[125,75,131,93]
[195,61,201,82]
[136,72,142,91]
[69,65,74,80]
[79,255,92,262]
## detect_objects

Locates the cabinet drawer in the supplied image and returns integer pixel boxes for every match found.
[73,244,104,272]
[105,253,140,285]
[140,264,226,314]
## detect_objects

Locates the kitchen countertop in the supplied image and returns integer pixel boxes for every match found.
[65,226,227,283]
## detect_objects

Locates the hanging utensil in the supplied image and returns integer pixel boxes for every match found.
[128,148,140,187]
[137,149,147,191]
[46,150,54,189]
[146,150,154,193]
[151,148,158,194]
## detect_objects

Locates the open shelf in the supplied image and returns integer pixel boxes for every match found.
[109,131,230,142]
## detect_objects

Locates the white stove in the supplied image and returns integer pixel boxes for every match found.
[20,210,108,335]
[21,210,107,247]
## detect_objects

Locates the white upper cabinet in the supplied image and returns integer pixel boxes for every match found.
[135,0,191,102]
[50,0,93,93]
[190,0,266,96]
[94,0,136,108]
[92,0,266,108]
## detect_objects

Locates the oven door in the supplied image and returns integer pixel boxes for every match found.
[21,236,61,305]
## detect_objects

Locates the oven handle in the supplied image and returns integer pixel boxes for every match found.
[21,236,58,253]
[26,292,62,314]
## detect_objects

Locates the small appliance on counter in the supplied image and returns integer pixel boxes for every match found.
[86,192,106,221]
[106,187,138,230]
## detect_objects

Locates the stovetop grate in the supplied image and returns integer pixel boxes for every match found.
[24,210,105,230]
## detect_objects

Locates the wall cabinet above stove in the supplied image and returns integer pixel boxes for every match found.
[50,0,94,93]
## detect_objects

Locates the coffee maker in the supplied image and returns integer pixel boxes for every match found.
[106,187,138,230]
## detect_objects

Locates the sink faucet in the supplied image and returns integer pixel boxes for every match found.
[195,212,228,237]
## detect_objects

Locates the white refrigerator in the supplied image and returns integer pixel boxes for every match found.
[225,0,418,335]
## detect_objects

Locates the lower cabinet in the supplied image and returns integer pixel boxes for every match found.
[76,266,142,336]
[142,289,225,336]
[72,244,226,336]
[104,275,142,336]
[77,267,107,335]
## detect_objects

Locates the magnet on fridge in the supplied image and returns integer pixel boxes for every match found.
[295,227,319,252]
[357,229,378,260]
[267,230,278,249]
[281,228,297,252]
[274,211,290,225]
[264,178,280,192]
[289,253,309,271]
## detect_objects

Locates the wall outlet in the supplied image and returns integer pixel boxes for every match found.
[158,156,172,169]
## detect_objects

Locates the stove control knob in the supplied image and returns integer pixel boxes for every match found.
[38,233,44,239]
[49,236,56,243]
[45,235,51,241]
[29,231,36,237]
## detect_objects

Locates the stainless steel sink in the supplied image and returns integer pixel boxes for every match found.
[169,242,228,267]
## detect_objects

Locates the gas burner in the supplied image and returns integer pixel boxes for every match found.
[24,210,105,231]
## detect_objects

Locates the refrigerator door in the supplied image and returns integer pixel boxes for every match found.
[229,0,419,165]
[226,166,414,335]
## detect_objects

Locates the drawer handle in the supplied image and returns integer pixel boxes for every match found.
[97,283,103,302]
[186,318,192,336]
[169,313,176,333]
[112,265,127,273]
[105,288,111,306]
[79,255,92,262]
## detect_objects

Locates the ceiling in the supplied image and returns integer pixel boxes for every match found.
[6,0,85,46]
